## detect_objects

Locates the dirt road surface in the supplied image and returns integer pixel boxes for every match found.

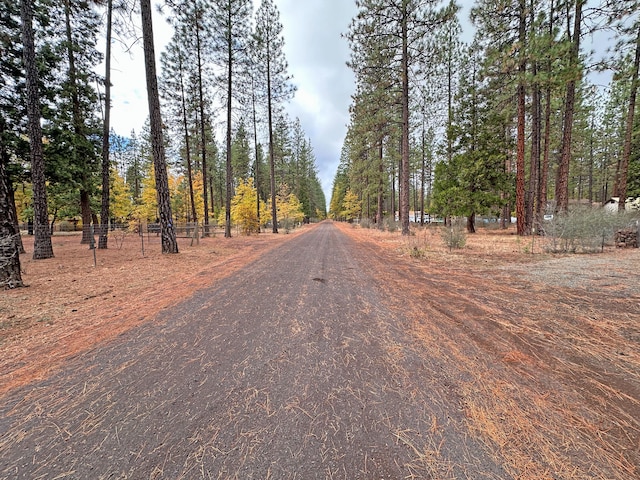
[1,222,638,479]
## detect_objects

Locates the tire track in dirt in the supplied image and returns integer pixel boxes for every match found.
[338,223,639,479]
[0,222,508,479]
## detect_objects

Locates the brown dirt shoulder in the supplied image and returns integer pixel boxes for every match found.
[0,227,309,396]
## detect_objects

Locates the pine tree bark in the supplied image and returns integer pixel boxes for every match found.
[400,2,410,236]
[556,0,583,213]
[0,118,24,254]
[527,0,541,233]
[99,0,113,249]
[377,140,384,228]
[252,85,261,231]
[267,51,278,234]
[0,131,24,288]
[8,187,25,253]
[516,0,527,236]
[195,10,209,236]
[173,49,197,226]
[20,0,53,259]
[225,7,233,239]
[64,0,93,245]
[141,0,178,254]
[538,0,555,226]
[617,24,640,211]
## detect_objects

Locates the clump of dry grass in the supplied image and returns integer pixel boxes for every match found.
[338,221,639,479]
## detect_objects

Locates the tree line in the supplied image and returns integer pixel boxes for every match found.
[330,0,640,236]
[1,0,326,289]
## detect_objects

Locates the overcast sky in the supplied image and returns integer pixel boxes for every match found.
[105,1,613,206]
[107,0,358,203]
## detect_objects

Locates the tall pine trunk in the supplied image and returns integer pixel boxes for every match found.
[617,24,640,211]
[252,84,261,230]
[141,0,178,254]
[177,52,197,226]
[0,132,23,288]
[267,51,278,234]
[20,0,53,259]
[98,0,113,249]
[225,8,233,239]
[400,2,410,236]
[0,118,24,254]
[64,0,92,245]
[528,74,541,231]
[195,10,209,236]
[556,0,583,213]
[516,0,527,236]
[377,140,384,228]
[527,0,541,233]
[538,0,555,226]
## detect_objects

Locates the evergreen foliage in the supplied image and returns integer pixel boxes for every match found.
[333,0,640,237]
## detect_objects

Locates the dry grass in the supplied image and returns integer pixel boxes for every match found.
[2,221,638,478]
[0,227,306,396]
[338,222,640,480]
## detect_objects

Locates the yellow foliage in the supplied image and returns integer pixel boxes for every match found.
[230,178,264,235]
[13,183,33,222]
[135,164,158,221]
[279,192,305,224]
[110,168,134,221]
[191,171,204,221]
[341,189,361,221]
[270,184,304,231]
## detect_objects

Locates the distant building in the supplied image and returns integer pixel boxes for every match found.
[604,197,640,213]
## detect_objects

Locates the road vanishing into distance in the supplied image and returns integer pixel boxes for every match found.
[1,221,638,479]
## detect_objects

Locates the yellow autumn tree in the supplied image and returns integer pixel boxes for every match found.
[272,184,304,232]
[136,164,158,222]
[109,168,134,222]
[13,183,33,222]
[169,173,186,222]
[341,189,361,222]
[191,171,205,223]
[231,178,264,235]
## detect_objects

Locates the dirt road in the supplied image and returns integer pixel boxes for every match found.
[1,222,638,479]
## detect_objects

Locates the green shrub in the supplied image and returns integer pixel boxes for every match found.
[542,207,639,253]
[441,218,467,250]
[360,218,372,229]
[384,218,399,233]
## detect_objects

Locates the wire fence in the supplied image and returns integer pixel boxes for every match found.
[18,222,219,238]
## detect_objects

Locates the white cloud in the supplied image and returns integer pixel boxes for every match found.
[277,0,357,201]
[105,0,357,203]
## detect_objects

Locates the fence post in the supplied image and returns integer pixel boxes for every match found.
[89,224,97,267]
[140,220,145,257]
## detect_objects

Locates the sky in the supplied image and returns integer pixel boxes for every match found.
[105,1,614,207]
[107,0,358,204]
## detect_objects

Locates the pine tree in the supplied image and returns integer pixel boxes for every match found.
[231,121,252,183]
[20,0,53,259]
[161,37,198,225]
[432,46,511,232]
[165,0,215,235]
[0,0,28,254]
[54,0,103,245]
[98,0,113,249]
[348,0,457,235]
[608,1,640,210]
[141,0,178,253]
[254,0,295,233]
[555,0,584,213]
[211,0,252,238]
[0,136,23,288]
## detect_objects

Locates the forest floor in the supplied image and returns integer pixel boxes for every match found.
[0,227,305,396]
[1,220,639,478]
